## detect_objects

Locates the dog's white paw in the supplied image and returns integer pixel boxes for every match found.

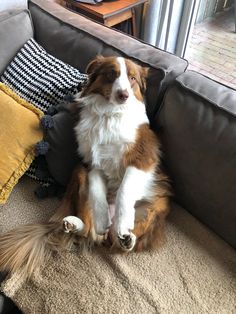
[117,232,136,251]
[114,204,135,236]
[63,216,85,234]
[115,214,136,251]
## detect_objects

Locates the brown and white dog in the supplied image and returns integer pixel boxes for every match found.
[0,56,171,280]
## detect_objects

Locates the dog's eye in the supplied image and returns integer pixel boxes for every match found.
[130,76,136,81]
[106,70,117,82]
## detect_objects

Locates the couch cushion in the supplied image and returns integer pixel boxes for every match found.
[156,71,236,248]
[0,10,33,74]
[1,178,236,313]
[28,0,187,120]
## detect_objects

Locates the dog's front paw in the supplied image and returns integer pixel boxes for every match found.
[63,216,85,234]
[118,232,136,252]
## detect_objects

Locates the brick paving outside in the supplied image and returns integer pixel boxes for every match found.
[185,8,236,90]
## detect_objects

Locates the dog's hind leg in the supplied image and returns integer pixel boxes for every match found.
[60,164,95,239]
[133,196,170,251]
[48,165,88,237]
[53,165,108,245]
[50,165,83,223]
[115,197,170,252]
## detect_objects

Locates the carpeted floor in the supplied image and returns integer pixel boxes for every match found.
[1,177,236,313]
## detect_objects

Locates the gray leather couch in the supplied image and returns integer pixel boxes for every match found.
[0,1,235,312]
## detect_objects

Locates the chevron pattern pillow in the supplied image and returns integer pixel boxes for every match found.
[1,38,87,187]
[1,38,87,113]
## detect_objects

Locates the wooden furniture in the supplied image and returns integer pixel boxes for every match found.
[65,0,147,37]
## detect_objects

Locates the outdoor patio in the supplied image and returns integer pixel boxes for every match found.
[185,7,236,90]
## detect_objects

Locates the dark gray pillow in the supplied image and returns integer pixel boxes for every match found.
[45,110,80,186]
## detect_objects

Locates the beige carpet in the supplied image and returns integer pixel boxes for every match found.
[0,177,236,314]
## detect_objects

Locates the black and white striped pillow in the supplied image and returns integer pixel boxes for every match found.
[1,38,87,186]
[1,38,87,113]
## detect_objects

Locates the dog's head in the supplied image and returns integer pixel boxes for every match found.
[81,56,148,105]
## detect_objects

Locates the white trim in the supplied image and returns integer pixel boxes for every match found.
[176,0,200,57]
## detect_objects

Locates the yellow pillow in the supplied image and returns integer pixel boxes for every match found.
[0,83,44,204]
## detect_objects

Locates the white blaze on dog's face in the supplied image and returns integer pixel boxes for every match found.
[82,56,148,105]
[110,57,132,104]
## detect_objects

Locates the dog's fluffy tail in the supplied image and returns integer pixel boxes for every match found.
[0,222,74,280]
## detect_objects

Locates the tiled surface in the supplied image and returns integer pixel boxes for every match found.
[185,8,236,90]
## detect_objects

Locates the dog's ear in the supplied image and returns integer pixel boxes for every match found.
[81,56,104,97]
[86,55,104,75]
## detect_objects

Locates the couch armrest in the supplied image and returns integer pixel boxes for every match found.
[156,71,236,248]
[28,0,187,120]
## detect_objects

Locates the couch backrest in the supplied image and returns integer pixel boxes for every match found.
[156,70,236,248]
[0,0,27,12]
[28,0,187,121]
[0,9,33,74]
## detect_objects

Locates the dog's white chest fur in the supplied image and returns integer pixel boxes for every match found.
[74,94,148,190]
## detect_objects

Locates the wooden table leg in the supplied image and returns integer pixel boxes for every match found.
[131,8,137,37]
[66,1,73,9]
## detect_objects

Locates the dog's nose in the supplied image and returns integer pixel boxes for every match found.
[117,89,129,103]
